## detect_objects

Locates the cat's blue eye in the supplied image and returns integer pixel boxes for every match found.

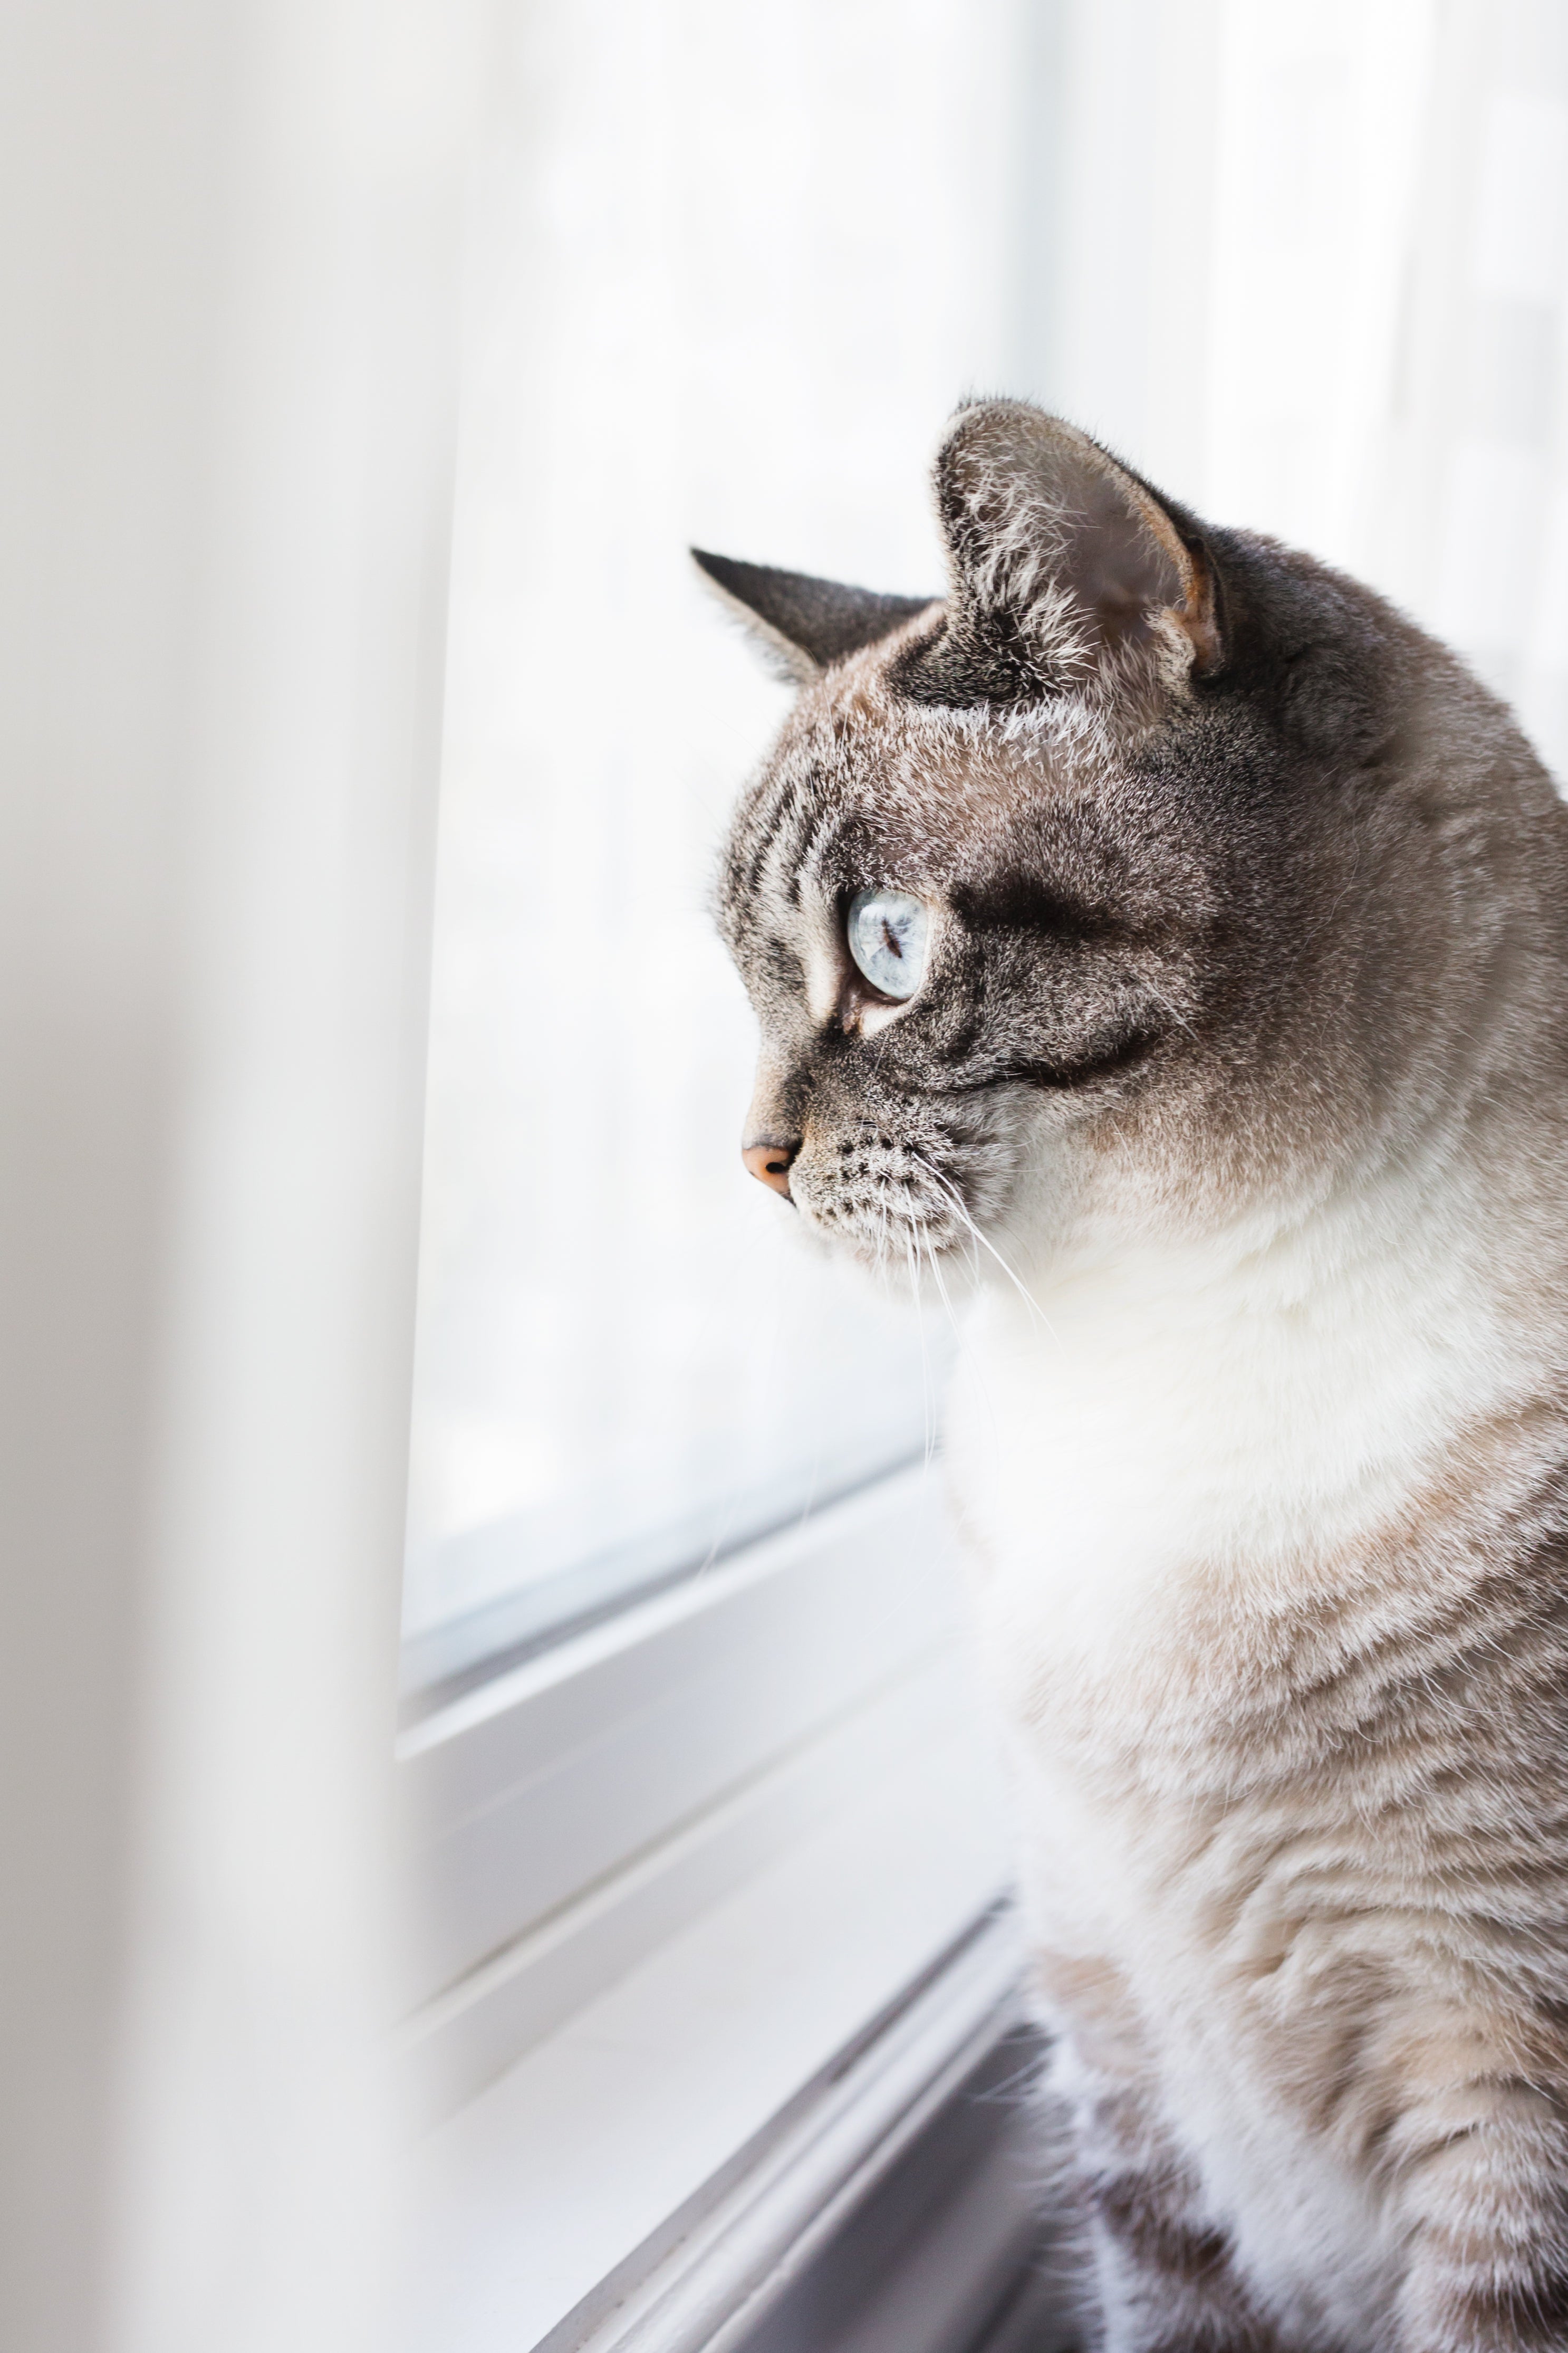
[846,889,929,1002]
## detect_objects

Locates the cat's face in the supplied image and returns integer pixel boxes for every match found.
[717,678,1224,1267]
[706,404,1446,1272]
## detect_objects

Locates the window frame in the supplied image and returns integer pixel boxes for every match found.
[403,1465,1019,2353]
[397,1462,1011,2127]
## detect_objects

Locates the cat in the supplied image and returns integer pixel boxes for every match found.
[699,400,1568,2353]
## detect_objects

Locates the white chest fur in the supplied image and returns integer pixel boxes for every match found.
[947,1150,1521,1680]
[941,1146,1545,2330]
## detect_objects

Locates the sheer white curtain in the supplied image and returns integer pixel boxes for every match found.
[1048,0,1568,781]
[0,5,481,2350]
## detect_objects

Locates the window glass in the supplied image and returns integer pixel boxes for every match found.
[402,0,1035,1697]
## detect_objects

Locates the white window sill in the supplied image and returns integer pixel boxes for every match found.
[397,1467,997,2120]
[405,1698,1016,2353]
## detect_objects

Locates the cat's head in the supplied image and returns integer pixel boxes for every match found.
[704,400,1500,1273]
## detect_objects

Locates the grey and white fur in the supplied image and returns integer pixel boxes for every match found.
[701,400,1568,2352]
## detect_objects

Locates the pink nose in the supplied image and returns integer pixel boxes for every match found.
[742,1137,799,1199]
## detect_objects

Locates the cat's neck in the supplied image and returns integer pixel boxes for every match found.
[950,1122,1566,1635]
[1005,1104,1563,1362]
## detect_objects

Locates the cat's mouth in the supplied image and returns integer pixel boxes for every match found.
[788,1127,996,1271]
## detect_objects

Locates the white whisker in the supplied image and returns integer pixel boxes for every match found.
[1139,972,1199,1041]
[912,1154,1060,1343]
[904,1226,938,1471]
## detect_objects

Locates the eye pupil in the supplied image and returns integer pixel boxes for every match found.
[847,889,928,1002]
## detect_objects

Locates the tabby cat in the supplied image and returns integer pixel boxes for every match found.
[700,401,1568,2352]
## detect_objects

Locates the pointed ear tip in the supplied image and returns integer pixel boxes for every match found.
[944,394,1032,434]
[936,398,1088,468]
[691,548,760,605]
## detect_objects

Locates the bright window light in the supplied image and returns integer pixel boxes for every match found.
[401,0,1034,1694]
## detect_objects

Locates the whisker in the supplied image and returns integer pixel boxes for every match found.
[921,1223,962,1344]
[911,1154,1060,1343]
[904,1228,938,1471]
[888,1186,1012,1510]
[1139,972,1199,1041]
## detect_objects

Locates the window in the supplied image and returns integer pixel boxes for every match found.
[400,0,1039,1707]
[395,8,1038,2342]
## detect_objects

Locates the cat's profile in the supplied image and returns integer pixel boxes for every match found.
[701,401,1568,2353]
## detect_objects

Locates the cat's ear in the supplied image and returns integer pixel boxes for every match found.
[900,401,1224,706]
[691,549,937,685]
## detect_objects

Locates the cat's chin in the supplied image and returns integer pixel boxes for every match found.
[791,1199,985,1296]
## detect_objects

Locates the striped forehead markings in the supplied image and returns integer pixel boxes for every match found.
[736,764,819,907]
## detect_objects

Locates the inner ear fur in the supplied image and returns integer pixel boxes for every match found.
[691,549,937,683]
[914,403,1224,702]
